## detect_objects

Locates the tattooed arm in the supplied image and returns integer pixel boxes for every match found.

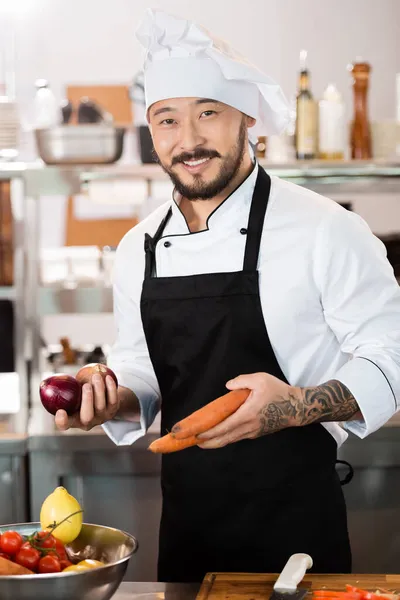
[198,373,361,449]
[259,379,361,436]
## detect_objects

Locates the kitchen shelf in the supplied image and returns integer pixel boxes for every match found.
[39,286,113,315]
[0,286,16,301]
[2,159,400,195]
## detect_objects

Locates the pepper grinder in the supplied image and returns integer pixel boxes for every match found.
[349,60,372,159]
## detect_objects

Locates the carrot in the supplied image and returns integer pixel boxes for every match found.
[148,433,198,454]
[171,389,250,440]
[0,556,34,576]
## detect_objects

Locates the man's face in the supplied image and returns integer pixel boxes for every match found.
[148,97,251,200]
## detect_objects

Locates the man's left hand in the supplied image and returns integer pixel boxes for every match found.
[197,372,360,449]
[197,373,301,449]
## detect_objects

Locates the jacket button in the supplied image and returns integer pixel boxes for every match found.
[164,241,171,248]
[240,228,247,235]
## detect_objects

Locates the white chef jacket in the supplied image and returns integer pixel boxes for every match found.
[103,162,400,448]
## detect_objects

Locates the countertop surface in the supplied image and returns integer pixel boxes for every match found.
[112,582,199,600]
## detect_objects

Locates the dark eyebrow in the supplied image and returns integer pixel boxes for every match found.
[152,106,175,117]
[195,98,220,106]
[152,98,221,117]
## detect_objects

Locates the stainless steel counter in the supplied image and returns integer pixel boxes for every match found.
[112,582,199,600]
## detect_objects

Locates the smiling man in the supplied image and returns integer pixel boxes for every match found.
[55,8,400,584]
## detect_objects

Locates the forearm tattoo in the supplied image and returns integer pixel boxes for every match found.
[258,380,360,435]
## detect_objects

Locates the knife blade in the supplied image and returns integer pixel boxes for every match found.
[270,553,313,600]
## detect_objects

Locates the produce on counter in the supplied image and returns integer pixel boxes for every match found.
[0,555,34,575]
[312,588,399,600]
[40,486,83,544]
[75,363,118,387]
[39,374,82,416]
[0,485,106,576]
[149,388,251,453]
[0,530,23,555]
[63,559,105,572]
[39,363,118,416]
[0,530,70,574]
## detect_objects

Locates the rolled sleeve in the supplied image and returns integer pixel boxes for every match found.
[333,357,396,437]
[102,372,160,446]
[103,229,161,446]
[315,208,400,437]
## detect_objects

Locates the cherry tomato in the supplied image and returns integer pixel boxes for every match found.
[55,538,67,560]
[20,541,32,550]
[33,531,56,549]
[38,554,61,574]
[15,547,41,571]
[0,531,23,556]
[60,559,73,570]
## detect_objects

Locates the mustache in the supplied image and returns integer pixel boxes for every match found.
[171,148,221,166]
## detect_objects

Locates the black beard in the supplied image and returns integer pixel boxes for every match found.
[153,118,248,200]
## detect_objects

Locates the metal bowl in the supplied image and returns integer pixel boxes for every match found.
[0,522,138,600]
[35,124,125,165]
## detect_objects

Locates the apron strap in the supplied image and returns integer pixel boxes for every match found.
[144,207,173,279]
[243,165,272,272]
[336,459,354,486]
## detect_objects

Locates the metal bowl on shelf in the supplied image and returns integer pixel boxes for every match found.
[0,522,138,600]
[35,124,125,165]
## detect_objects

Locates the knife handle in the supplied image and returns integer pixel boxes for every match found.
[273,553,313,591]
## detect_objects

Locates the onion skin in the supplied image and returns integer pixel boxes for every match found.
[40,374,82,416]
[75,363,118,387]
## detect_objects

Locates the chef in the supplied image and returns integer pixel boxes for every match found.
[55,9,400,583]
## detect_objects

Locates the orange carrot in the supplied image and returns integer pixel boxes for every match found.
[0,556,34,575]
[148,433,198,454]
[171,389,250,440]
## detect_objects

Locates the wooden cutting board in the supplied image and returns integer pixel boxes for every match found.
[197,573,400,600]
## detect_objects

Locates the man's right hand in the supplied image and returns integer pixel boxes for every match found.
[55,374,120,432]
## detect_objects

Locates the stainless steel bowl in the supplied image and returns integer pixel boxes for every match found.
[0,522,138,600]
[35,125,125,165]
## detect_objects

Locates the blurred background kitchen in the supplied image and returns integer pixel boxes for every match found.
[0,0,400,582]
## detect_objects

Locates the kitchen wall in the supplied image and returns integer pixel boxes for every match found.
[9,0,400,123]
[4,0,400,345]
[4,0,399,244]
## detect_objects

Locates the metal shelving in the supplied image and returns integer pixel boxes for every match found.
[39,286,113,315]
[0,286,16,300]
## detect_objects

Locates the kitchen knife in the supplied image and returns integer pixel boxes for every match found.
[270,553,313,600]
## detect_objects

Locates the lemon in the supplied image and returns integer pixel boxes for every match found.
[40,486,83,544]
[77,560,105,569]
[63,564,88,572]
[63,560,105,573]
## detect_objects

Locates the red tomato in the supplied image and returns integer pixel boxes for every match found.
[0,552,10,560]
[15,547,41,571]
[0,531,23,556]
[55,538,67,560]
[20,541,32,551]
[38,555,61,574]
[33,531,56,549]
[59,559,73,570]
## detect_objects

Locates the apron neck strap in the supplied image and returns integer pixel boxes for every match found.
[243,166,272,272]
[144,207,173,278]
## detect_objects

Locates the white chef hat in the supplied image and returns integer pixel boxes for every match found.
[135,9,291,140]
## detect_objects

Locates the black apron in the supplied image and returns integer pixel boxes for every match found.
[140,165,352,583]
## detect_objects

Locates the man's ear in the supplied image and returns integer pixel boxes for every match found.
[246,115,257,128]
